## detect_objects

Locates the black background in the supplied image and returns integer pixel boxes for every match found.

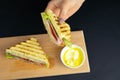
[0,0,120,80]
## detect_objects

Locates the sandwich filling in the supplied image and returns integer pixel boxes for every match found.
[6,38,50,68]
[46,19,63,45]
[41,9,71,46]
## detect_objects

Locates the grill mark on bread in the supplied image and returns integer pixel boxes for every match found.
[42,9,71,46]
[21,42,42,50]
[16,45,44,54]
[6,38,50,67]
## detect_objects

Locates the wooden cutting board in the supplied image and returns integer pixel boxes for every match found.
[0,31,90,79]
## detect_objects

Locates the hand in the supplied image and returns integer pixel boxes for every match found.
[45,0,85,23]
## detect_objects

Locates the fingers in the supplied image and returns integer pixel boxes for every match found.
[59,0,85,21]
[64,0,85,20]
[53,9,61,17]
[45,1,60,17]
[58,1,70,21]
[45,1,55,11]
[45,0,85,22]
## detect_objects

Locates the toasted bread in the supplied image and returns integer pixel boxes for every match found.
[41,9,71,46]
[6,38,50,68]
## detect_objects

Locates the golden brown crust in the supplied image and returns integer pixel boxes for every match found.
[41,9,71,47]
[6,38,50,68]
[49,10,71,46]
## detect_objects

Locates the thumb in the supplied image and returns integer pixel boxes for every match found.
[59,1,70,22]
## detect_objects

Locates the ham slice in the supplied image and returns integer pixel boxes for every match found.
[47,20,62,45]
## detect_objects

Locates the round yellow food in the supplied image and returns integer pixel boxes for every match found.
[61,45,85,68]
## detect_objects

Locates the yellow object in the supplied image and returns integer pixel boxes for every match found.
[41,9,71,46]
[6,38,50,68]
[61,45,85,68]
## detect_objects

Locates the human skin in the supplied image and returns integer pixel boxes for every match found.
[45,0,85,23]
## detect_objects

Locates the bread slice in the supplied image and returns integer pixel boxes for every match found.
[6,38,50,68]
[41,9,71,46]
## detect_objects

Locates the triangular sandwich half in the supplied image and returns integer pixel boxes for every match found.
[6,38,50,68]
[41,9,71,46]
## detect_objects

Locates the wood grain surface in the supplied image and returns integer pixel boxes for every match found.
[0,31,90,79]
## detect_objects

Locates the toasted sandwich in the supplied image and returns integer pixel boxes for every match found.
[6,38,50,68]
[41,9,71,46]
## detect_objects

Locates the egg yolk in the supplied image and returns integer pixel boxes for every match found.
[63,47,84,67]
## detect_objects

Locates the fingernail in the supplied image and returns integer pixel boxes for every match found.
[58,18,64,24]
